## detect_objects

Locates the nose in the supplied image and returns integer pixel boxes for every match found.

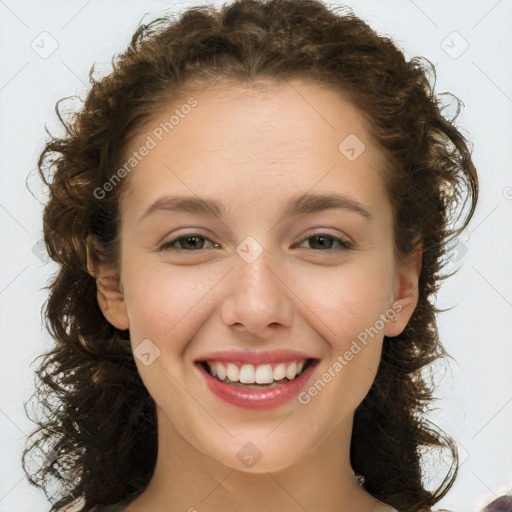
[219,244,294,337]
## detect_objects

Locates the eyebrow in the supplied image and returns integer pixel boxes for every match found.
[138,191,372,224]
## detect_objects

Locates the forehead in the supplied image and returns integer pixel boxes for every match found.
[120,78,390,220]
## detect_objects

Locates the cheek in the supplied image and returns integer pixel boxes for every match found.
[122,261,219,345]
[297,265,390,417]
[291,258,393,344]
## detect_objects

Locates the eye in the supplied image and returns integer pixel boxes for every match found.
[293,233,352,251]
[158,234,219,252]
[158,232,352,252]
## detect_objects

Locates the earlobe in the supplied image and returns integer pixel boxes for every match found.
[95,272,130,331]
[384,240,422,338]
[86,237,130,331]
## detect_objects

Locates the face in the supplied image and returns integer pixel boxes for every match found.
[94,79,420,474]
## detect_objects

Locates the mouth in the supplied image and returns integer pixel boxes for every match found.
[198,358,315,388]
[194,357,319,410]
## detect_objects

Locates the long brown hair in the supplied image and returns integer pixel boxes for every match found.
[23,1,478,510]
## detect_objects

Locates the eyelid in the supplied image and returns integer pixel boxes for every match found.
[291,231,353,251]
[157,232,218,251]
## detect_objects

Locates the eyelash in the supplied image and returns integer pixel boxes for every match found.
[157,232,353,252]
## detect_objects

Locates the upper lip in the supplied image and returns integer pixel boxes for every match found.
[195,349,319,365]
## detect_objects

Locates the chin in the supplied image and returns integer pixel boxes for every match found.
[199,433,310,474]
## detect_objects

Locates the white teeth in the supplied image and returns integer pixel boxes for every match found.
[239,364,255,383]
[215,362,226,381]
[254,363,273,384]
[273,363,286,381]
[205,360,308,384]
[285,362,297,380]
[226,363,239,382]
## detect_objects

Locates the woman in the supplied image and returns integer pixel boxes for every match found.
[23,0,480,510]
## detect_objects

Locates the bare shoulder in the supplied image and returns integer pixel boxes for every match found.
[372,501,398,512]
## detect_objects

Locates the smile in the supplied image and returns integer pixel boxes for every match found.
[195,358,319,410]
[203,359,310,385]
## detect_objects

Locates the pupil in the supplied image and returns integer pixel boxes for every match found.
[183,236,203,249]
[311,236,332,250]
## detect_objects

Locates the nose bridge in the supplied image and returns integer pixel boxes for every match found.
[220,236,293,332]
[238,242,279,295]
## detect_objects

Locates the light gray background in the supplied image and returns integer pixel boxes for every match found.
[0,1,511,511]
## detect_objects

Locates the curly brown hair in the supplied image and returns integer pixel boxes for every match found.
[22,1,478,511]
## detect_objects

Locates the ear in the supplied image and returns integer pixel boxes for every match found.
[86,236,129,331]
[384,239,422,338]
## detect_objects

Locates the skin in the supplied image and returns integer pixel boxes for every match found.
[91,78,420,512]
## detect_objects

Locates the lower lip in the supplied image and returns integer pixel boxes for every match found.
[195,360,318,410]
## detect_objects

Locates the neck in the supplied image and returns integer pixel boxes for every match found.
[126,407,389,512]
